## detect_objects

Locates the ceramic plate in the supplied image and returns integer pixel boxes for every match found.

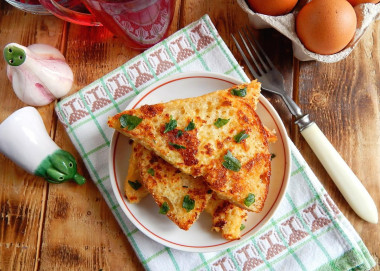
[109,72,291,252]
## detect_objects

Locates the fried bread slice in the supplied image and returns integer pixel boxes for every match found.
[108,80,271,212]
[126,141,247,239]
[135,143,212,230]
[124,141,149,203]
[124,124,276,204]
[264,126,277,143]
[205,194,247,240]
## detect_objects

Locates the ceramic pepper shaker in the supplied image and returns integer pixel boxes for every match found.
[3,43,74,106]
[0,107,85,185]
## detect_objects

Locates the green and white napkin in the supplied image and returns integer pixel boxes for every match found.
[55,15,375,271]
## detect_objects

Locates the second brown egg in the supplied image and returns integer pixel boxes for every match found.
[296,0,357,55]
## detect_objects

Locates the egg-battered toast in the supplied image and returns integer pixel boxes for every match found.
[205,194,248,240]
[125,141,247,239]
[134,143,212,230]
[109,80,271,212]
[124,141,149,203]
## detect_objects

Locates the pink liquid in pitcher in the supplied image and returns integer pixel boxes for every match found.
[17,0,41,4]
[81,0,176,49]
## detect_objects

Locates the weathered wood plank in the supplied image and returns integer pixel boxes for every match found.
[39,128,145,270]
[0,3,65,271]
[296,21,380,258]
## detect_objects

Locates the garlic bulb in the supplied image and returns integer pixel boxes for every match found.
[3,43,73,106]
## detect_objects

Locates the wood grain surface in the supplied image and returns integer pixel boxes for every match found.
[0,0,379,270]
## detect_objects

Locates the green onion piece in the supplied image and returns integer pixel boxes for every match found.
[234,131,249,143]
[222,150,241,172]
[231,87,247,97]
[119,115,142,130]
[240,224,246,231]
[184,120,195,131]
[182,195,195,212]
[244,193,255,207]
[169,142,186,149]
[128,180,142,191]
[214,118,230,128]
[159,202,170,214]
[164,116,177,133]
[271,153,276,160]
[176,130,183,138]
[147,168,155,176]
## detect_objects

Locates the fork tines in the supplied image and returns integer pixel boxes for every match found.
[231,27,274,79]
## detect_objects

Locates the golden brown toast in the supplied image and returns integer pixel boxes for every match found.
[125,141,246,239]
[124,141,149,203]
[205,194,247,240]
[135,143,211,230]
[264,126,277,143]
[109,80,271,212]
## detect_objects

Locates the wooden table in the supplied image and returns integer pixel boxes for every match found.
[0,1,379,270]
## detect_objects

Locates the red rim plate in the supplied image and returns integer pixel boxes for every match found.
[109,72,291,252]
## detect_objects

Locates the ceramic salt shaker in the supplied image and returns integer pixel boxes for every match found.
[3,43,73,106]
[0,107,85,185]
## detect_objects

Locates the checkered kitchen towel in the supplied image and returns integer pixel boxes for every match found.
[55,15,375,271]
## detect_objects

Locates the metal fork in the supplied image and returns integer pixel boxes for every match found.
[232,28,378,224]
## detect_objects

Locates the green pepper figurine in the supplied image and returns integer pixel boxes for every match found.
[0,107,85,185]
[35,149,85,184]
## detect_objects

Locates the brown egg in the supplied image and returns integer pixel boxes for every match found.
[347,0,380,6]
[247,0,298,16]
[296,0,357,55]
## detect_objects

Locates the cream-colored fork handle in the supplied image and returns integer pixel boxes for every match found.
[301,122,378,224]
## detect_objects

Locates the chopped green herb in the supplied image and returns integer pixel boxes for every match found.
[207,190,213,194]
[119,114,142,130]
[147,168,155,176]
[234,131,249,143]
[222,150,241,172]
[184,120,195,131]
[231,87,247,97]
[214,118,230,128]
[176,130,183,138]
[159,202,170,214]
[164,116,177,133]
[271,153,276,160]
[244,193,255,207]
[240,224,246,231]
[128,180,142,191]
[182,185,188,188]
[182,195,195,212]
[169,142,186,149]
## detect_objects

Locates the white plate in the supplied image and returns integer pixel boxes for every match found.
[109,72,291,253]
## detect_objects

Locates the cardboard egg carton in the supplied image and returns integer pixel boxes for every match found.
[237,0,380,63]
